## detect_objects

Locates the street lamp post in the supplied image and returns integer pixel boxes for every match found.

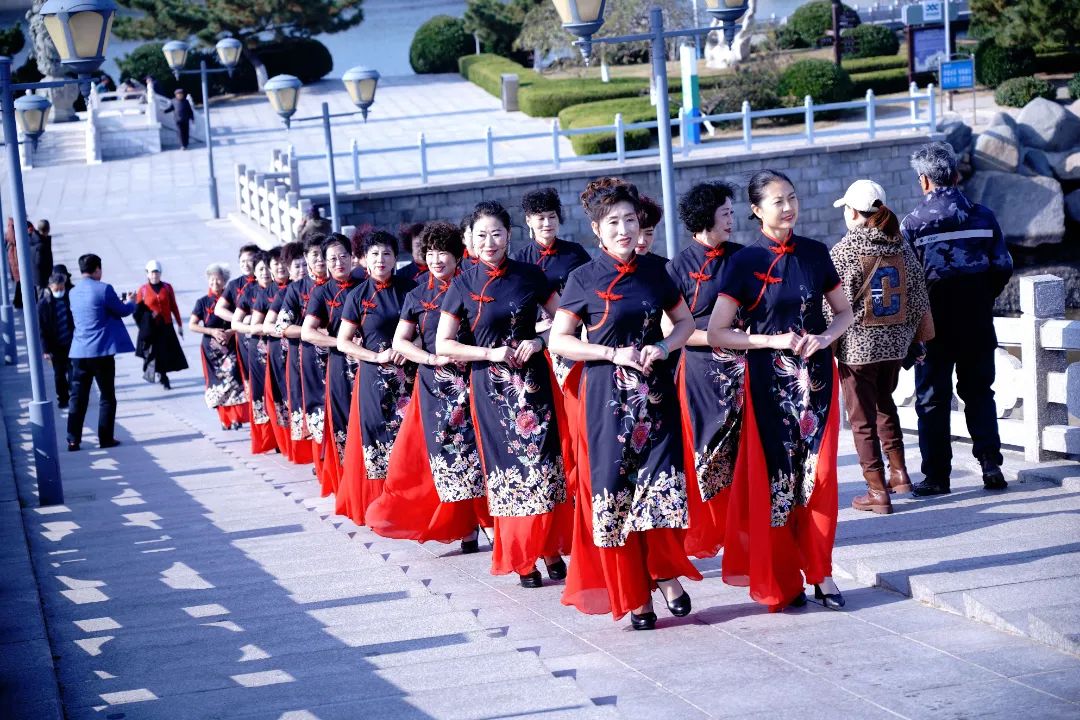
[552,0,749,259]
[162,38,243,219]
[3,0,119,505]
[0,184,13,366]
[263,67,380,233]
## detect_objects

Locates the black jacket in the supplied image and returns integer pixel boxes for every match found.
[166,97,194,123]
[37,292,74,355]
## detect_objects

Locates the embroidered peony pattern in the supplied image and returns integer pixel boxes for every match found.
[693,347,745,501]
[203,337,247,409]
[591,466,687,547]
[428,363,484,502]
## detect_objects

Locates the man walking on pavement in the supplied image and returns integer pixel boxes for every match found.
[38,272,75,410]
[66,254,136,451]
[165,88,195,150]
[901,142,1013,496]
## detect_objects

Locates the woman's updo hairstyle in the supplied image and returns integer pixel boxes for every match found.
[521,187,564,223]
[746,169,795,222]
[469,200,512,233]
[281,241,304,268]
[857,201,901,240]
[362,230,399,256]
[418,221,465,261]
[579,176,641,223]
[638,193,662,231]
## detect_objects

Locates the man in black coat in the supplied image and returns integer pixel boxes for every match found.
[38,272,75,408]
[165,88,195,150]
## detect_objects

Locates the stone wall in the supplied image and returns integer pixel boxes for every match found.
[316,134,937,256]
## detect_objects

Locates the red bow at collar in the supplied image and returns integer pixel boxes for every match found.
[769,240,794,256]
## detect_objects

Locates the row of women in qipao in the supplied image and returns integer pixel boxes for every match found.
[187,170,856,631]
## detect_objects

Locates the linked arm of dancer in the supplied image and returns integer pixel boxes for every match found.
[392,320,451,367]
[548,298,695,375]
[301,314,341,350]
[705,286,854,356]
[336,318,407,365]
[435,293,561,366]
[188,314,231,345]
[230,306,263,337]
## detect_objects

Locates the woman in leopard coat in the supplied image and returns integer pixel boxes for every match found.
[828,180,930,515]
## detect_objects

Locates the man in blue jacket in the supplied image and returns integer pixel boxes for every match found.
[901,142,1013,496]
[67,253,135,451]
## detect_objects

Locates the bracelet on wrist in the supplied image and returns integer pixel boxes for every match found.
[655,339,670,359]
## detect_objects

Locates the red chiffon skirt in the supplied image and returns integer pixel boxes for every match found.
[216,403,248,427]
[282,358,312,465]
[265,364,292,459]
[677,359,729,559]
[367,383,492,543]
[561,364,702,620]
[721,364,841,612]
[335,371,383,524]
[318,373,344,497]
[481,362,574,577]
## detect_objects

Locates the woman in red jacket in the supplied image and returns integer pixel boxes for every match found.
[136,259,188,390]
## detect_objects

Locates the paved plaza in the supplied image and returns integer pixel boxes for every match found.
[0,72,1078,719]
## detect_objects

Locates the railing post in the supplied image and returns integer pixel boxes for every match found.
[235,163,246,217]
[909,81,919,121]
[551,118,561,170]
[285,191,300,241]
[804,95,814,144]
[351,138,361,190]
[485,125,495,177]
[742,100,752,151]
[927,83,936,132]
[1019,275,1067,462]
[866,89,876,140]
[678,107,690,157]
[419,132,428,184]
[273,185,288,242]
[245,169,257,218]
[614,113,626,164]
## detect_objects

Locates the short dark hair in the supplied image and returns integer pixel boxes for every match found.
[281,241,305,267]
[638,194,662,231]
[469,201,512,233]
[303,234,327,255]
[521,187,564,223]
[678,181,737,234]
[459,213,473,234]
[78,254,101,275]
[362,230,399,256]
[747,169,796,222]
[267,246,283,262]
[418,221,465,260]
[48,272,68,286]
[399,221,426,245]
[321,232,351,257]
[239,243,261,258]
[252,251,271,268]
[350,224,375,257]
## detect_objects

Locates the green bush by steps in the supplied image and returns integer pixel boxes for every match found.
[994,76,1055,107]
[557,95,680,156]
[841,24,900,59]
[410,15,473,74]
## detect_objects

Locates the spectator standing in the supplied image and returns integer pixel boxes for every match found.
[829,180,931,514]
[165,88,195,150]
[134,260,188,390]
[6,217,45,307]
[37,272,75,408]
[36,220,53,292]
[901,143,1013,495]
[66,253,135,451]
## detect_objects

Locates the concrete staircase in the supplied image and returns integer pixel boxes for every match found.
[24,119,88,168]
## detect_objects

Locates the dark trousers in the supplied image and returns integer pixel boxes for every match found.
[178,120,190,148]
[915,340,1003,480]
[50,350,71,405]
[839,359,904,474]
[67,356,117,445]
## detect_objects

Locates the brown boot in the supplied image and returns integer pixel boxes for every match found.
[853,469,893,514]
[886,449,913,494]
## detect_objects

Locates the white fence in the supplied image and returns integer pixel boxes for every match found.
[234,151,310,245]
[276,84,936,193]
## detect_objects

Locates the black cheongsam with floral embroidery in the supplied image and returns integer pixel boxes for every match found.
[307,276,360,461]
[277,277,317,442]
[716,232,840,527]
[340,275,417,480]
[260,281,290,435]
[441,258,566,517]
[558,251,688,548]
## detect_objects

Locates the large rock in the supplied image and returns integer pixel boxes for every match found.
[964,172,1065,246]
[1046,150,1080,180]
[1066,189,1080,223]
[973,117,1020,173]
[937,111,973,155]
[1020,147,1055,177]
[1017,98,1080,152]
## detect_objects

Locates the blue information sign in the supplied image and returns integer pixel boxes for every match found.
[940,58,975,90]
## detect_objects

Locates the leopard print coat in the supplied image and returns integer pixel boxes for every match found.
[827,226,930,366]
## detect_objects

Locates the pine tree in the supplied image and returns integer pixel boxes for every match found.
[970,0,1079,50]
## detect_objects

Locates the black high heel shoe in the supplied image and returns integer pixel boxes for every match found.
[544,558,567,581]
[630,611,657,631]
[460,527,480,555]
[656,578,691,617]
[519,570,543,588]
[814,584,845,610]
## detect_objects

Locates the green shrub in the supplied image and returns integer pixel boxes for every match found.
[1071,72,1080,100]
[773,25,809,50]
[974,38,1036,88]
[458,53,540,97]
[704,65,799,126]
[993,76,1056,107]
[520,78,645,117]
[117,42,258,102]
[779,58,855,103]
[849,67,911,96]
[841,54,906,73]
[558,96,679,156]
[257,38,333,84]
[841,23,899,59]
[410,15,473,74]
[788,0,860,46]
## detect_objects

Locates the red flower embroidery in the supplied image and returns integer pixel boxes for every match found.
[630,421,652,453]
[515,410,541,438]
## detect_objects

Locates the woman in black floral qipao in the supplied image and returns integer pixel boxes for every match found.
[188,264,248,430]
[550,178,700,631]
[707,170,854,612]
[436,201,572,588]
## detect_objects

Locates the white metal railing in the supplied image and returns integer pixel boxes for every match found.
[278,84,936,192]
[893,275,1079,461]
[234,152,310,244]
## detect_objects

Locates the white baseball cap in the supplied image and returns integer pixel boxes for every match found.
[833,179,887,213]
[145,259,162,272]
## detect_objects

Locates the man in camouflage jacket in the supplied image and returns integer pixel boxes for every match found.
[900,142,1013,496]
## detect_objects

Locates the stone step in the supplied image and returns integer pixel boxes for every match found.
[1017,461,1080,491]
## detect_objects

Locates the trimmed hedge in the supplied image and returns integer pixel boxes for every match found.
[520,78,646,117]
[458,53,540,96]
[410,15,473,74]
[788,1,860,46]
[849,67,909,96]
[841,24,899,59]
[975,38,1036,88]
[841,54,906,73]
[558,96,679,156]
[1071,72,1080,100]
[779,59,854,103]
[994,76,1055,107]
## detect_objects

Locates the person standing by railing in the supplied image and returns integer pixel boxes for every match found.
[164,88,195,150]
[900,142,1013,496]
